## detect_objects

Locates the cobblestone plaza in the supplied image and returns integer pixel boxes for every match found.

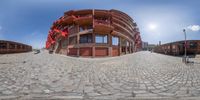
[0,51,200,99]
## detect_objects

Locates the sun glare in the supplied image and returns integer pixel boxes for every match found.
[148,23,157,30]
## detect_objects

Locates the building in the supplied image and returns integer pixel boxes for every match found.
[0,40,32,54]
[147,44,157,51]
[46,9,142,57]
[154,40,200,56]
[142,42,148,50]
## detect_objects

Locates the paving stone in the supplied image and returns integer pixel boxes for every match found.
[0,51,200,99]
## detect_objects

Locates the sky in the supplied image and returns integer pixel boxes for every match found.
[0,0,200,48]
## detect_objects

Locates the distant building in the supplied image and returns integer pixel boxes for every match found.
[154,40,200,55]
[159,41,161,45]
[142,42,148,50]
[46,9,142,57]
[0,40,32,54]
[148,44,157,51]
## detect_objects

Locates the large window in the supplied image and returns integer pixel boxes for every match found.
[95,34,108,43]
[112,36,119,46]
[69,25,78,34]
[17,45,21,49]
[0,43,7,49]
[79,26,84,32]
[190,42,198,49]
[80,34,92,43]
[9,44,15,49]
[62,39,68,48]
[69,36,77,45]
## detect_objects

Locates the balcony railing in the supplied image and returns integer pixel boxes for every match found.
[75,15,92,19]
[95,19,110,24]
[74,15,93,25]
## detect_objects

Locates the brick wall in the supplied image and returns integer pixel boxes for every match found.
[95,47,108,57]
[80,47,92,56]
[112,47,119,56]
[68,48,77,56]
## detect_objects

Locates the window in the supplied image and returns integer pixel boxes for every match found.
[190,42,198,49]
[127,41,130,46]
[0,43,7,49]
[79,26,84,32]
[112,36,119,46]
[172,45,176,49]
[17,45,21,49]
[95,34,107,43]
[22,46,25,49]
[68,24,78,34]
[80,34,92,43]
[69,36,77,45]
[9,44,15,49]
[168,46,170,49]
[62,39,68,48]
[86,25,93,30]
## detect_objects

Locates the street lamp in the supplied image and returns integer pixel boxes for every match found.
[183,29,187,63]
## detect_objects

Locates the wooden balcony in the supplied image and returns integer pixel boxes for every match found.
[74,15,93,26]
[73,9,92,16]
[61,15,76,25]
[93,20,114,33]
[94,10,111,18]
[112,22,134,39]
[112,17,134,33]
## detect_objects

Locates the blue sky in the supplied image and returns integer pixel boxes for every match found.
[0,0,200,48]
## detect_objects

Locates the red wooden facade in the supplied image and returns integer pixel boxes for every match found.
[46,9,142,57]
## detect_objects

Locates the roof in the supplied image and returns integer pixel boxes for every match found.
[0,40,32,47]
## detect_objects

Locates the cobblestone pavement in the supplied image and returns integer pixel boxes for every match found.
[0,50,200,100]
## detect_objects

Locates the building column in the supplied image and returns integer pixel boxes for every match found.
[6,42,9,51]
[92,32,95,57]
[119,37,122,56]
[129,42,132,53]
[65,37,68,55]
[132,42,135,53]
[125,41,128,54]
[15,44,17,52]
[77,34,80,57]
[67,36,70,55]
[92,46,95,58]
[108,34,112,57]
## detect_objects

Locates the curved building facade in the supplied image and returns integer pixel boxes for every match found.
[46,9,142,57]
[0,40,32,54]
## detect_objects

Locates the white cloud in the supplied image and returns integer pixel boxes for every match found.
[187,25,200,32]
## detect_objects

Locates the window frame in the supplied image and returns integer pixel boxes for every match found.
[0,43,7,49]
[69,36,77,45]
[95,34,108,44]
[79,34,92,44]
[112,36,119,46]
[189,42,198,49]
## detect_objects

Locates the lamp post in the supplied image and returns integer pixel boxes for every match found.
[183,29,187,63]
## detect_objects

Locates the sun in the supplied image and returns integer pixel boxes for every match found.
[148,23,157,30]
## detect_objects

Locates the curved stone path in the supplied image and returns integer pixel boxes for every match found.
[0,50,200,99]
